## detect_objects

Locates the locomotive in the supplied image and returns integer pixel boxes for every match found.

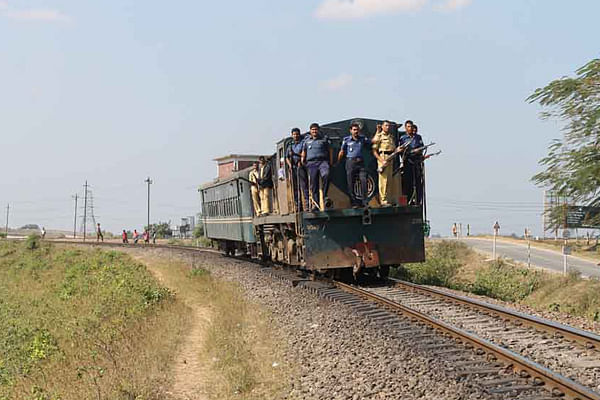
[199,118,426,279]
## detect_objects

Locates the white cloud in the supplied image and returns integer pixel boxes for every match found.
[314,0,427,20]
[433,0,471,12]
[1,3,70,22]
[4,8,70,22]
[320,73,353,91]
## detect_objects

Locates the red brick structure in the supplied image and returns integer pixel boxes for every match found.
[213,154,267,179]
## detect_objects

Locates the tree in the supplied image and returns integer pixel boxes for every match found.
[528,58,600,226]
[145,222,172,238]
[193,223,204,238]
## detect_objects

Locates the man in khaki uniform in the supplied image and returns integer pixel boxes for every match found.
[372,120,398,206]
[248,162,261,215]
[258,156,273,215]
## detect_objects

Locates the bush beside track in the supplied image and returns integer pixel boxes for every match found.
[0,237,188,400]
[394,240,600,322]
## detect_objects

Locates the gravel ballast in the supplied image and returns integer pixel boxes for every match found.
[161,249,527,400]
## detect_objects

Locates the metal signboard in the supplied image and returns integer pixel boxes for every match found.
[566,206,600,229]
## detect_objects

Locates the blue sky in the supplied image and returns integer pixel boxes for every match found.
[1,0,598,236]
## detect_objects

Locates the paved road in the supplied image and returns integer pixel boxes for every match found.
[458,237,600,278]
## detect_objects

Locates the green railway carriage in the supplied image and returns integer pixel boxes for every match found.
[200,117,426,278]
[200,169,256,254]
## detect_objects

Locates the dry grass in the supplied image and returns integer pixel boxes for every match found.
[0,239,189,400]
[131,251,291,400]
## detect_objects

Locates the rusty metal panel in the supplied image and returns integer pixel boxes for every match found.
[302,206,424,270]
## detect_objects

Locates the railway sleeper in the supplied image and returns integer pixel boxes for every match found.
[479,377,521,387]
[487,384,540,394]
[457,368,501,377]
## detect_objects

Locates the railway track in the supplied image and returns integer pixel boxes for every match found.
[48,240,600,399]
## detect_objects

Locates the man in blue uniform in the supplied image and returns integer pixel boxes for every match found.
[301,123,332,212]
[286,128,309,212]
[337,122,371,208]
[399,120,425,204]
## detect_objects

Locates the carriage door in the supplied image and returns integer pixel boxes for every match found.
[275,141,291,215]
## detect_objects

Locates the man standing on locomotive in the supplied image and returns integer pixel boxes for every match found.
[248,161,261,215]
[399,120,425,204]
[301,123,332,212]
[372,120,398,207]
[286,128,309,212]
[257,156,273,215]
[337,122,371,208]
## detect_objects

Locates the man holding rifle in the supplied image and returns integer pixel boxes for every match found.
[372,120,401,207]
[399,120,425,204]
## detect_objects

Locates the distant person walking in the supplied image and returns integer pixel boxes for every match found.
[152,230,156,244]
[452,223,458,238]
[122,230,128,243]
[40,227,46,240]
[133,229,139,244]
[143,229,149,244]
[96,223,104,242]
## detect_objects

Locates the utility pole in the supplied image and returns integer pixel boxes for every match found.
[525,228,531,268]
[72,194,78,239]
[563,201,569,276]
[4,204,9,236]
[493,221,500,261]
[145,177,153,232]
[83,181,89,242]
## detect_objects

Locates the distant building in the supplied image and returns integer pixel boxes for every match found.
[213,154,267,179]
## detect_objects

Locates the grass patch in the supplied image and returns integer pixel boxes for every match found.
[470,259,542,302]
[133,251,290,400]
[167,237,212,247]
[393,240,469,286]
[396,240,600,322]
[0,240,188,400]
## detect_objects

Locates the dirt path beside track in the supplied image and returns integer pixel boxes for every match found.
[134,253,210,400]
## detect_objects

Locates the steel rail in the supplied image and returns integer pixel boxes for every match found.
[388,277,600,350]
[335,281,600,400]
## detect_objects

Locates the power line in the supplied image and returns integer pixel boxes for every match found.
[145,177,153,231]
[80,181,97,242]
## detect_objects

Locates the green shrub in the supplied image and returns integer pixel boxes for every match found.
[187,267,209,278]
[471,260,542,302]
[24,234,40,250]
[0,233,6,239]
[394,240,466,286]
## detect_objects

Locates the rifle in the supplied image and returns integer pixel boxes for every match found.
[410,142,436,154]
[423,150,441,160]
[376,138,414,173]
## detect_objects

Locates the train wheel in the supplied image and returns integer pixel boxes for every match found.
[334,268,354,283]
[378,265,390,280]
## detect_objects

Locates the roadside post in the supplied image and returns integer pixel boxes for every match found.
[493,221,500,260]
[562,229,570,276]
[525,228,531,268]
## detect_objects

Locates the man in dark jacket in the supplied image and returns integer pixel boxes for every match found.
[301,123,332,211]
[257,156,273,215]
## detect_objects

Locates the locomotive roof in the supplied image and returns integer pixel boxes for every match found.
[276,117,400,144]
